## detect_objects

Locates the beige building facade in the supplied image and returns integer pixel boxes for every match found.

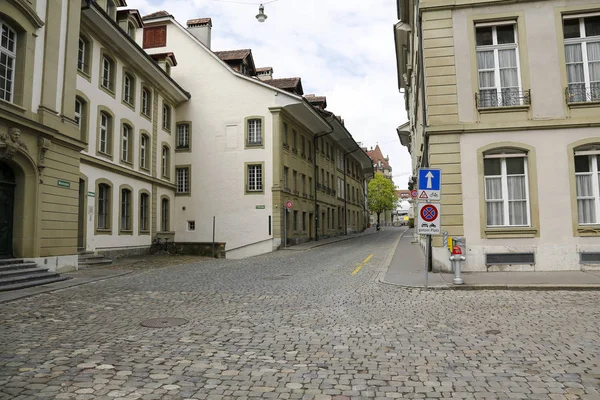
[396,0,600,272]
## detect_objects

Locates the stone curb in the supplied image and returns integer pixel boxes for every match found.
[375,230,600,291]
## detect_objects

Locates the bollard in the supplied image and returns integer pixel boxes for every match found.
[450,245,465,285]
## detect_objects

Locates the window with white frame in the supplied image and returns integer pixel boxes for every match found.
[484,152,530,227]
[177,123,190,149]
[101,56,114,91]
[140,192,149,231]
[247,164,263,192]
[0,21,17,102]
[77,37,86,72]
[123,73,134,105]
[247,118,262,146]
[74,98,82,129]
[161,146,169,177]
[162,103,171,130]
[575,147,600,225]
[121,188,132,231]
[563,14,600,103]
[141,88,151,116]
[97,184,110,229]
[475,22,523,107]
[121,124,131,162]
[283,166,289,190]
[99,112,110,154]
[176,167,190,194]
[140,134,148,169]
[161,198,169,232]
[188,221,195,231]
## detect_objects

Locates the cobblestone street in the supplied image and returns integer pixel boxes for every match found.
[1,228,599,400]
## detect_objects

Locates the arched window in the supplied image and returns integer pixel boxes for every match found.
[98,111,113,155]
[97,183,111,230]
[120,123,133,164]
[120,188,132,232]
[161,197,169,232]
[123,72,135,105]
[574,145,600,225]
[139,192,149,232]
[140,134,149,170]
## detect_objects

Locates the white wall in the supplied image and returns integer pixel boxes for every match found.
[459,128,600,271]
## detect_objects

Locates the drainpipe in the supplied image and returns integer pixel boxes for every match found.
[342,148,361,236]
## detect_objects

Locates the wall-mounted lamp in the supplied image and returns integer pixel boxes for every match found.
[256,4,268,22]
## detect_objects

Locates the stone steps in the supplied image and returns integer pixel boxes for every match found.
[78,252,113,268]
[0,259,70,292]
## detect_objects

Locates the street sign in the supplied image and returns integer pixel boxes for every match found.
[417,168,441,200]
[285,200,293,209]
[417,202,441,235]
[410,189,418,198]
[57,179,70,188]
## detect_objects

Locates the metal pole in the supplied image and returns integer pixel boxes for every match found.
[284,204,287,249]
[425,235,430,290]
[212,216,215,258]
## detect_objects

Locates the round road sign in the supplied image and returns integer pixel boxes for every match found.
[410,190,418,198]
[420,204,438,222]
[285,200,293,209]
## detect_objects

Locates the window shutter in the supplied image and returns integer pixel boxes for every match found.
[143,26,167,49]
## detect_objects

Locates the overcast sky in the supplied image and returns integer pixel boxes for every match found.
[126,0,411,188]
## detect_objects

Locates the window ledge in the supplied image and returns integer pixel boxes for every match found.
[484,227,537,239]
[477,105,530,114]
[139,230,150,235]
[141,112,152,122]
[175,147,191,153]
[577,226,600,237]
[245,190,264,195]
[0,99,26,114]
[122,100,135,111]
[99,85,116,98]
[120,159,133,167]
[96,229,112,235]
[77,69,91,82]
[175,192,191,197]
[567,101,600,109]
[96,151,114,161]
[119,230,133,236]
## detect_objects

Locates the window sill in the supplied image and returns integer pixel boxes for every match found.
[0,98,26,114]
[139,230,150,236]
[175,192,191,197]
[141,112,152,122]
[77,69,91,82]
[477,104,530,114]
[567,101,600,109]
[119,230,133,236]
[162,127,172,134]
[577,226,600,237]
[484,227,537,239]
[140,166,151,173]
[99,85,116,98]
[245,190,264,195]
[246,143,264,149]
[96,151,114,161]
[96,228,112,235]
[175,147,191,153]
[122,99,135,111]
[119,159,133,168]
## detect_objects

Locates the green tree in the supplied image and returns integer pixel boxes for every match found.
[368,173,397,225]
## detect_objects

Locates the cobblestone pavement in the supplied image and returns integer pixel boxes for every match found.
[1,228,599,400]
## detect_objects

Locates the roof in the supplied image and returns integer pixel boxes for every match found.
[117,9,144,28]
[367,145,391,170]
[213,49,252,61]
[397,190,411,199]
[305,94,327,109]
[142,10,172,20]
[187,18,212,27]
[267,78,304,95]
[150,52,178,66]
[256,67,273,73]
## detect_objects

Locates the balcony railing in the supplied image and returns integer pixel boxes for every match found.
[475,89,531,108]
[292,147,298,155]
[282,142,290,150]
[566,86,600,104]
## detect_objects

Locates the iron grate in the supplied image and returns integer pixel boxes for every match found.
[486,252,535,265]
[580,252,600,264]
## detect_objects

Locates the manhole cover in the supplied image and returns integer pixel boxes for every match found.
[141,318,188,328]
[485,329,501,335]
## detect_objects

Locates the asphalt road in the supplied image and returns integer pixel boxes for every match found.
[1,227,599,399]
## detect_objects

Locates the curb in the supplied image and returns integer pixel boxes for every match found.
[0,269,134,304]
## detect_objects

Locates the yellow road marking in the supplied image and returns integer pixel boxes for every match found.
[352,254,374,275]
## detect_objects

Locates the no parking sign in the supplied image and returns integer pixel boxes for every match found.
[417,202,441,235]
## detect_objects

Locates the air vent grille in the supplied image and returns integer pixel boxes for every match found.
[580,252,600,264]
[486,252,535,265]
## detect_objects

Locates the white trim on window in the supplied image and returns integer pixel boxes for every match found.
[74,99,82,129]
[563,12,600,20]
[0,20,17,102]
[475,20,517,28]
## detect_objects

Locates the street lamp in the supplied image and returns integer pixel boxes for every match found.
[256,4,268,22]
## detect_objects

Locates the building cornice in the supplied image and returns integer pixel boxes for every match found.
[428,119,600,135]
[7,0,44,28]
[420,0,545,12]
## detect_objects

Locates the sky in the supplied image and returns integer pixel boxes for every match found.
[125,0,411,188]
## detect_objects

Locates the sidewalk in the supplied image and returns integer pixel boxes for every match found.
[380,229,600,290]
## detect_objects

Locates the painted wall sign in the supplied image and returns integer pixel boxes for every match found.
[88,191,95,197]
[256,205,266,209]
[57,179,70,188]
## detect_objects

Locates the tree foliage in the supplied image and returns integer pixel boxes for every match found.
[368,173,397,223]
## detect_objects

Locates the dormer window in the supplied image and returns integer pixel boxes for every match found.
[127,22,136,40]
[166,63,171,76]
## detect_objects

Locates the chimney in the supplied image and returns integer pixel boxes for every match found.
[256,67,273,81]
[186,18,212,49]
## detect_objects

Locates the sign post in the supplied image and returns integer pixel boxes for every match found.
[284,201,293,248]
[417,168,442,290]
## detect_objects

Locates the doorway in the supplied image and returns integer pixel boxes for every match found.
[0,161,15,258]
[77,178,86,250]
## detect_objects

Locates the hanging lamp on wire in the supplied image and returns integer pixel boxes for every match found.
[212,0,280,22]
[256,4,267,22]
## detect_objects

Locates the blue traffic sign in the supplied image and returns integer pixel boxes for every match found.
[418,168,441,191]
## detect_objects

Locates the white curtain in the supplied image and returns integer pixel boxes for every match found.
[588,42,600,99]
[576,174,596,224]
[485,177,503,225]
[508,176,527,225]
[566,44,586,100]
[477,51,496,106]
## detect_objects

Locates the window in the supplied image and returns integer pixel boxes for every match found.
[161,198,169,232]
[140,134,149,169]
[127,22,136,40]
[0,21,17,102]
[141,87,151,117]
[120,188,132,231]
[161,145,169,177]
[575,148,600,224]
[302,212,307,231]
[293,210,298,231]
[143,25,167,49]
[302,174,307,196]
[97,184,110,230]
[101,56,114,91]
[176,167,190,194]
[188,221,195,231]
[247,119,262,146]
[99,112,111,154]
[247,164,263,192]
[301,137,306,157]
[309,177,312,196]
[140,193,149,232]
[475,23,524,108]
[293,170,297,193]
[77,37,86,72]
[123,73,134,105]
[283,166,289,190]
[484,153,530,227]
[177,123,190,149]
[564,15,600,103]
[162,104,171,131]
[292,129,297,153]
[74,98,82,129]
[121,124,132,162]
[283,123,289,149]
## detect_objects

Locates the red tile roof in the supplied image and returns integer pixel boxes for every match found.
[366,145,391,170]
[142,10,171,20]
[256,67,273,73]
[266,78,304,95]
[117,9,144,27]
[187,18,212,27]
[304,94,327,109]
[213,49,252,61]
[150,52,177,66]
